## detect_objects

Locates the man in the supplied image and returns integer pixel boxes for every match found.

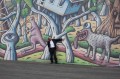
[47,37,63,64]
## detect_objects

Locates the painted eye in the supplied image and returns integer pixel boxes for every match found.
[4,33,16,42]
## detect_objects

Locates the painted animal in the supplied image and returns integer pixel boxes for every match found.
[22,16,46,53]
[73,28,120,63]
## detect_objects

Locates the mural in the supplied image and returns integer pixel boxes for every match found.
[0,0,120,67]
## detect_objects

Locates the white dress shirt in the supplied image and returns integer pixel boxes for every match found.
[50,40,55,48]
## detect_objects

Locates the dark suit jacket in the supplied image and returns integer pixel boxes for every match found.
[47,39,62,49]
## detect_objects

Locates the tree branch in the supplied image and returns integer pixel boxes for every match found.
[0,12,16,21]
[0,30,7,33]
[62,10,91,32]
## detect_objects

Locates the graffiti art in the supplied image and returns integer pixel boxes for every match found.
[0,0,120,67]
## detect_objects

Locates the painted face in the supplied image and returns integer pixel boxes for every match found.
[48,37,52,41]
[112,0,120,28]
[112,8,120,28]
[76,29,88,40]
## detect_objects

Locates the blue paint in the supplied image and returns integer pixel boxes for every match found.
[36,0,83,16]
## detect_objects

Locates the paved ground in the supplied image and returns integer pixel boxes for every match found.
[0,61,120,79]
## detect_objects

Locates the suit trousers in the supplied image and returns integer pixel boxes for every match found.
[49,48,57,63]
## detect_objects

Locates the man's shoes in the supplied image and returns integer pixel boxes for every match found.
[55,62,58,64]
[50,62,53,64]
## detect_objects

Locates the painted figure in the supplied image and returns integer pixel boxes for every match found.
[74,28,120,63]
[22,16,46,54]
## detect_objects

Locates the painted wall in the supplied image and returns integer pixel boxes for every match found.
[0,0,120,67]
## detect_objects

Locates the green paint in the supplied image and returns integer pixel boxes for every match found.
[21,8,29,18]
[92,0,97,3]
[16,0,21,3]
[24,0,33,8]
[65,26,75,33]
[16,42,31,50]
[89,6,97,12]
[18,52,96,65]
[110,0,115,3]
[0,43,6,50]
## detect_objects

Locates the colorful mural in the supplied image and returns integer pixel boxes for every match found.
[0,0,120,67]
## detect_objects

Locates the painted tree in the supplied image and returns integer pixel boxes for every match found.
[41,1,99,63]
[0,0,9,42]
[21,8,29,43]
[58,6,101,63]
[75,13,81,27]
[17,23,22,37]
[70,12,81,27]
[42,10,48,27]
[82,0,89,21]
[98,0,109,16]
[3,0,13,26]
[24,0,75,63]
[96,0,120,43]
[0,0,21,60]
[11,0,22,37]
[39,4,76,63]
[37,6,42,29]
[44,11,53,36]
[88,0,102,27]
[80,0,102,27]
[62,7,98,45]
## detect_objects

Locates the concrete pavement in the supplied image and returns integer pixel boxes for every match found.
[0,61,120,79]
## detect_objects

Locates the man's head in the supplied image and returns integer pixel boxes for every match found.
[48,37,52,41]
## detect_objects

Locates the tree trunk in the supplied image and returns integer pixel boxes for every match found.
[91,12,102,27]
[37,6,42,29]
[4,43,17,60]
[4,2,12,26]
[55,14,62,33]
[42,17,47,26]
[100,2,109,16]
[74,13,81,27]
[62,16,67,24]
[96,0,120,43]
[82,5,88,21]
[23,18,28,43]
[62,35,74,63]
[45,23,52,36]
[17,23,22,37]
[1,2,21,60]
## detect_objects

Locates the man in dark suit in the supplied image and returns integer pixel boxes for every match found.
[47,37,63,64]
